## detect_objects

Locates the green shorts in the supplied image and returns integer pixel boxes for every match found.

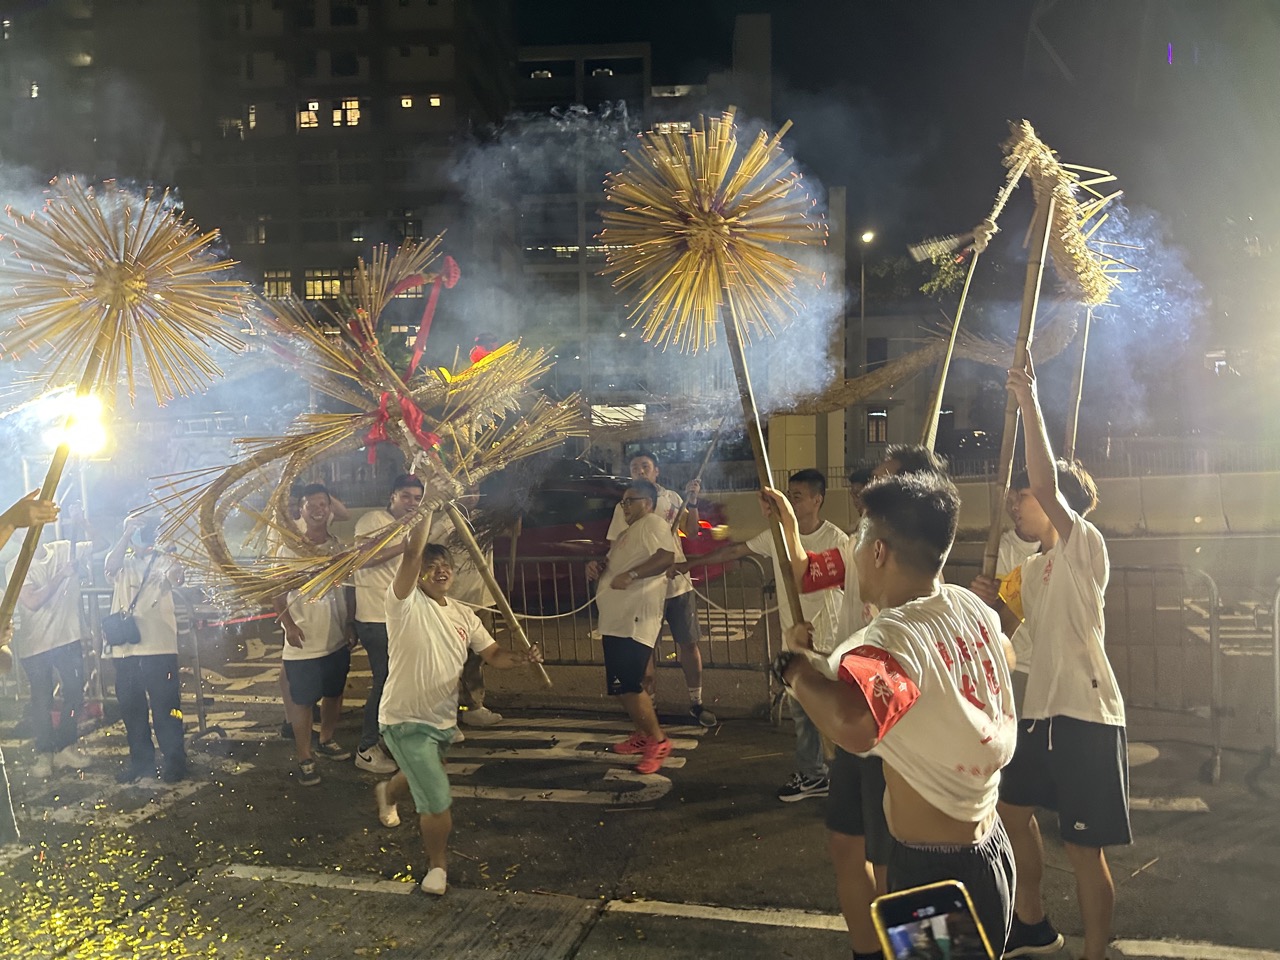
[380,721,457,815]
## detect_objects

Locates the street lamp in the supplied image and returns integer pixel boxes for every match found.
[859,230,875,450]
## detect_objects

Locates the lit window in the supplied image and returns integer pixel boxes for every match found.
[867,409,888,445]
[247,104,257,129]
[262,270,292,298]
[2,20,11,41]
[592,68,614,77]
[428,95,441,108]
[334,98,360,126]
[304,269,349,300]
[530,69,552,79]
[298,100,319,129]
[400,96,413,108]
[654,121,692,135]
[29,81,39,99]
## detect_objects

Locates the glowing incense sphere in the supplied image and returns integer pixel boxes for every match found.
[0,177,251,406]
[600,107,826,353]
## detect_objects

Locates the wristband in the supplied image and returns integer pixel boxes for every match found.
[770,650,799,689]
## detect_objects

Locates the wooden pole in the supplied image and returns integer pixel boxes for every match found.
[444,501,552,688]
[920,254,981,451]
[720,307,806,627]
[982,194,1056,578]
[672,414,727,534]
[1063,307,1092,460]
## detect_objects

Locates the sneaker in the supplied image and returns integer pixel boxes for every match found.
[161,756,188,784]
[689,704,718,727]
[314,739,352,762]
[374,780,401,827]
[1003,916,1065,957]
[355,744,398,774]
[611,732,649,755]
[635,737,672,775]
[460,706,502,727]
[297,759,321,787]
[452,728,466,744]
[776,772,830,802]
[53,745,91,771]
[279,721,294,741]
[420,866,447,896]
[30,754,53,779]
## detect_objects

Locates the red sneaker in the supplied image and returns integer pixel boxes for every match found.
[635,737,672,774]
[611,732,649,755]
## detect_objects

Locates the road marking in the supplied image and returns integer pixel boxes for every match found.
[1130,797,1210,813]
[605,897,845,931]
[1113,940,1280,960]
[219,863,416,896]
[448,743,688,769]
[452,768,672,805]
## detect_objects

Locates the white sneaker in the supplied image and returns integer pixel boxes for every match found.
[53,745,91,771]
[355,745,398,774]
[420,867,447,896]
[452,728,466,744]
[374,780,401,828]
[30,755,52,779]
[460,706,502,727]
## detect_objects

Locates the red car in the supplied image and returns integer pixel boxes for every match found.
[487,464,729,614]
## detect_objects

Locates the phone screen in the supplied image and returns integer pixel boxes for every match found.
[873,882,995,960]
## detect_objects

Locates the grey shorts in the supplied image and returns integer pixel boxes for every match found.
[825,749,892,865]
[663,591,700,646]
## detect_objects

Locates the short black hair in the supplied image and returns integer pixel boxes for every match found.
[883,444,949,477]
[847,465,875,487]
[421,542,453,565]
[1011,460,1099,515]
[631,450,660,467]
[627,479,659,504]
[788,468,827,499]
[392,473,424,494]
[859,472,959,575]
[299,483,330,501]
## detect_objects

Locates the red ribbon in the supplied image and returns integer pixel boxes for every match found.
[365,391,441,464]
[394,255,460,379]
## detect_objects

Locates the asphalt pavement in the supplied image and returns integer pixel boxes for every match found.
[0,644,1275,959]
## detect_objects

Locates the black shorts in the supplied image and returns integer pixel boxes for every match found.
[826,749,892,865]
[602,635,653,696]
[663,591,700,647]
[999,715,1132,848]
[887,818,1015,955]
[284,647,351,707]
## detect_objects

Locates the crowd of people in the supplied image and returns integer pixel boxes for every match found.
[0,354,1129,956]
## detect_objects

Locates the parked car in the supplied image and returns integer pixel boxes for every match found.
[483,460,729,614]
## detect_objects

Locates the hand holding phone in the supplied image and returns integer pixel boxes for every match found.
[872,881,997,960]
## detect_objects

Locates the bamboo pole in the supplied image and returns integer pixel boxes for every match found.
[1063,307,1092,460]
[982,194,1056,579]
[672,414,727,534]
[720,308,806,627]
[920,254,980,451]
[444,501,552,688]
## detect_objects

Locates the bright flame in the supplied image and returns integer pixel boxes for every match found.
[42,392,108,455]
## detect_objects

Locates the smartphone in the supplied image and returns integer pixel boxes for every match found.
[871,880,997,960]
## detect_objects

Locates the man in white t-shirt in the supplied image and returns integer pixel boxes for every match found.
[588,480,677,775]
[373,517,542,897]
[606,451,715,727]
[971,355,1129,960]
[685,469,846,802]
[429,495,501,730]
[104,516,188,784]
[274,484,355,787]
[8,536,94,780]
[351,474,424,774]
[777,471,1018,952]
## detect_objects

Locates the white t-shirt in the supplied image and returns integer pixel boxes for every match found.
[607,485,692,600]
[278,538,348,661]
[748,520,848,653]
[596,511,674,646]
[353,508,399,624]
[997,529,1041,675]
[381,588,496,729]
[835,584,1016,823]
[108,550,179,658]
[1016,511,1124,726]
[6,541,90,658]
[429,511,495,608]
